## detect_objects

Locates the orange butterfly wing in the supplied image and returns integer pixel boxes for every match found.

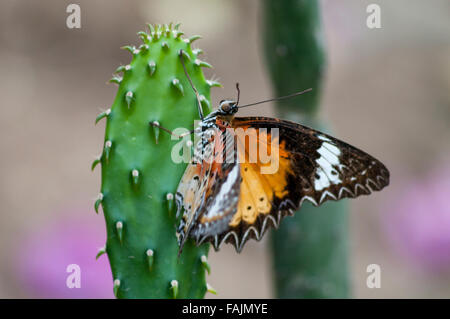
[177,116,389,253]
[218,116,390,252]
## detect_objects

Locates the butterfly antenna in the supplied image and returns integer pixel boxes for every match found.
[238,88,313,108]
[235,82,240,106]
[179,50,204,120]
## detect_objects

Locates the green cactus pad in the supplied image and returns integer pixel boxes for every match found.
[97,24,214,298]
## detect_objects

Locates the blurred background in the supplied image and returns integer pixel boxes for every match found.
[0,0,449,298]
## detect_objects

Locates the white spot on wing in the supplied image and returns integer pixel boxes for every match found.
[318,135,331,142]
[203,165,239,219]
[316,157,339,181]
[314,168,330,191]
[314,136,343,191]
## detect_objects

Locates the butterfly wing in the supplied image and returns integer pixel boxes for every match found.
[175,124,241,252]
[175,156,211,250]
[215,116,390,252]
[178,116,389,253]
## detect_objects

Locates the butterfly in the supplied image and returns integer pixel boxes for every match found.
[155,51,390,254]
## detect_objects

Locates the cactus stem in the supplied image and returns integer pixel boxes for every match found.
[94,193,103,214]
[170,280,179,299]
[125,91,134,108]
[148,61,156,76]
[116,221,124,245]
[100,25,213,298]
[96,245,106,260]
[113,279,121,298]
[201,255,211,275]
[131,169,140,185]
[95,108,111,125]
[146,249,154,272]
[206,283,217,295]
[174,23,181,30]
[194,59,212,68]
[171,78,184,95]
[104,140,112,162]
[91,155,102,171]
[151,120,160,144]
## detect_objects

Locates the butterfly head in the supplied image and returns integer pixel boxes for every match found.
[218,100,239,116]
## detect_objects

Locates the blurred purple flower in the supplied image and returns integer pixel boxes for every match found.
[383,167,450,271]
[17,209,113,298]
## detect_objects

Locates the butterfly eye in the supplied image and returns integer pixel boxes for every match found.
[221,103,231,112]
[220,100,237,113]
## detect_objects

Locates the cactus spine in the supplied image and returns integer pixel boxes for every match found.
[263,0,351,298]
[95,24,215,298]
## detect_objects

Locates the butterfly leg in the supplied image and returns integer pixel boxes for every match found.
[149,121,194,139]
[178,50,204,121]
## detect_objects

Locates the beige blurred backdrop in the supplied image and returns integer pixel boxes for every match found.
[0,0,449,298]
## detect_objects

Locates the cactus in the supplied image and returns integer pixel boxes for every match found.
[263,0,351,298]
[94,24,216,298]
